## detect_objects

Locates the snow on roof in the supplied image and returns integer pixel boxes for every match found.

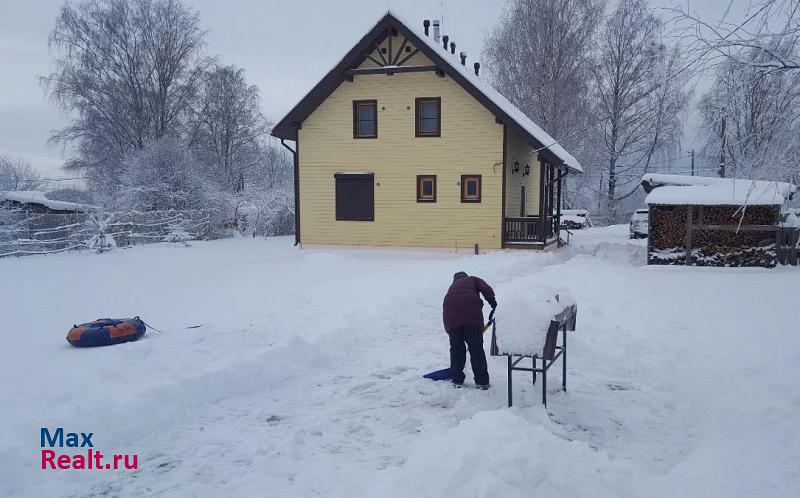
[642,174,796,206]
[1,190,94,212]
[396,12,582,173]
[493,285,576,357]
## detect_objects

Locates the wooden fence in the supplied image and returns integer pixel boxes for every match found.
[0,209,216,258]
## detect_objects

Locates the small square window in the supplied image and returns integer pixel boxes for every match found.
[415,97,441,137]
[461,175,481,203]
[417,175,437,203]
[353,100,377,138]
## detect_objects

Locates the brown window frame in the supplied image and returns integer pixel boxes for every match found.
[415,97,441,137]
[461,175,482,203]
[335,173,374,221]
[416,175,437,203]
[353,100,378,139]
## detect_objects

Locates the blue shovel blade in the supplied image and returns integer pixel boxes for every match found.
[423,368,452,381]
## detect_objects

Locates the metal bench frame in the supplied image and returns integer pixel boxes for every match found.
[491,304,577,407]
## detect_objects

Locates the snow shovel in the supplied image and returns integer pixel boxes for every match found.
[423,309,495,381]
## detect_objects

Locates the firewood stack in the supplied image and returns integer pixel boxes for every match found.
[648,205,779,267]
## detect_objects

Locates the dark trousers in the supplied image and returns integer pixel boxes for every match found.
[448,326,489,385]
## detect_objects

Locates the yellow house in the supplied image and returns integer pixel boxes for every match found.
[271,12,583,252]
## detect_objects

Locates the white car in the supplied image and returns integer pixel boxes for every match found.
[561,209,592,229]
[629,209,649,239]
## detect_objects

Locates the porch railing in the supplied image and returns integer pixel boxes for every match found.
[504,215,561,243]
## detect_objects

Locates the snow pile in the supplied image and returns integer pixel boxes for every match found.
[783,209,800,227]
[0,190,94,212]
[642,174,796,206]
[494,283,575,356]
[361,410,633,498]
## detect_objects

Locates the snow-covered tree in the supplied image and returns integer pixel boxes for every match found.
[676,0,800,73]
[44,0,211,192]
[116,137,205,211]
[588,0,689,221]
[188,65,269,193]
[0,155,43,191]
[699,57,800,184]
[484,0,603,146]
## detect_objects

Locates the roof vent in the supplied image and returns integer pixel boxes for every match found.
[460,51,467,66]
[432,20,440,43]
[450,42,456,54]
[423,19,430,36]
[442,35,449,50]
[473,62,480,76]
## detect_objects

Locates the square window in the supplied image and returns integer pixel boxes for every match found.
[415,97,441,137]
[353,100,377,138]
[461,175,481,203]
[416,175,437,203]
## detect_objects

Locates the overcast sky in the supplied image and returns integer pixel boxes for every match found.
[0,0,741,184]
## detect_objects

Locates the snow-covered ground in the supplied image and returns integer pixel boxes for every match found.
[1,226,798,497]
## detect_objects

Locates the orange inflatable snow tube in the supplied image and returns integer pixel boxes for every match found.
[66,318,146,347]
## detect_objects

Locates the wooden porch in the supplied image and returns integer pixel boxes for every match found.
[502,158,567,249]
[503,215,561,248]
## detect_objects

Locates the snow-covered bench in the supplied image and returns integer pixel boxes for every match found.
[490,288,577,407]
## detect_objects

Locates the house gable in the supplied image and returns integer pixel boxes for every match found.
[271,12,581,173]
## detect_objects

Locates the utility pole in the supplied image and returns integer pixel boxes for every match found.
[719,113,727,178]
[689,149,695,176]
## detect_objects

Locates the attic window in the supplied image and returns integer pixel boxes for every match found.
[415,97,441,137]
[461,175,481,203]
[353,100,377,138]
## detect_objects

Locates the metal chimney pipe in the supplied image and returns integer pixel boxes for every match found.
[473,62,480,76]
[432,20,440,43]
[460,52,467,66]
[423,19,430,36]
[450,42,456,54]
[442,35,449,50]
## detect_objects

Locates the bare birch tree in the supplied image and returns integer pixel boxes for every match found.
[699,57,800,184]
[188,65,269,194]
[676,0,800,72]
[484,0,603,146]
[0,155,43,191]
[589,0,688,221]
[44,0,210,190]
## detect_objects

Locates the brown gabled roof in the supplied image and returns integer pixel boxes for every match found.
[271,11,582,173]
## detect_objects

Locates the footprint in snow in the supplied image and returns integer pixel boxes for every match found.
[607,383,636,391]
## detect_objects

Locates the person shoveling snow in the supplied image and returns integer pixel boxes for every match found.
[440,271,497,389]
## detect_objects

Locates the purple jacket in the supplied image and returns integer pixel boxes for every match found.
[442,276,496,332]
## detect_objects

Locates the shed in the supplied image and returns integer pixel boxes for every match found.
[1,190,94,214]
[641,174,797,267]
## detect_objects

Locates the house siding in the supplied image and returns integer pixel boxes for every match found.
[298,50,504,250]
[504,127,541,216]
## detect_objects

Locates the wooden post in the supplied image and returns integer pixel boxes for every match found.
[501,125,507,249]
[685,205,694,265]
[545,164,555,241]
[646,207,652,264]
[538,158,547,242]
